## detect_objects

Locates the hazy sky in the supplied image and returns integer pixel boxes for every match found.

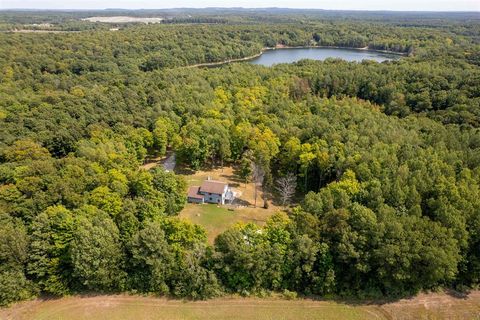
[1,0,479,11]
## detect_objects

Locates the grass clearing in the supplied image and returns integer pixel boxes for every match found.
[2,291,479,320]
[178,165,281,243]
[180,203,272,243]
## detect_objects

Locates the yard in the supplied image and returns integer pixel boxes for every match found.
[178,166,282,243]
[180,203,275,243]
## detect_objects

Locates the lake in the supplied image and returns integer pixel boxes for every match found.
[249,47,400,66]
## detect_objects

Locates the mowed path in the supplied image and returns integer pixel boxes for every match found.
[1,291,479,320]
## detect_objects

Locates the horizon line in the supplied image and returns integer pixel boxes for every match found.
[0,7,479,13]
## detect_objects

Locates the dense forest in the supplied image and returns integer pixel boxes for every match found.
[0,10,480,306]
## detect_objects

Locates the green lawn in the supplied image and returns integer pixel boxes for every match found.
[179,202,276,244]
[180,204,244,243]
[187,204,235,226]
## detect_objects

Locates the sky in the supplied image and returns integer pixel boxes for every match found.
[1,0,479,11]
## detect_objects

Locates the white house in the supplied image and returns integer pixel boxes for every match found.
[187,179,234,205]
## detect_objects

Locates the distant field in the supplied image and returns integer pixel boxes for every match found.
[2,292,479,320]
[82,16,163,23]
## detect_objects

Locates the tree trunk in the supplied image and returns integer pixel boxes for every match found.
[254,182,257,208]
[263,186,267,208]
[304,168,308,190]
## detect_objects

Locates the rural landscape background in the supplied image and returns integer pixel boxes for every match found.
[0,5,479,320]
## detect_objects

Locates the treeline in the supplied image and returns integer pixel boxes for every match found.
[1,9,478,29]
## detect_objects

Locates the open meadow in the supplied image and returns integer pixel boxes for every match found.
[1,291,479,320]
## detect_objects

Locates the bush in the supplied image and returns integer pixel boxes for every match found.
[283,289,298,300]
[0,270,36,306]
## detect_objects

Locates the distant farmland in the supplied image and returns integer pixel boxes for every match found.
[82,16,163,23]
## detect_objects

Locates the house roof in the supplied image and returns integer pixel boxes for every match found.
[187,186,204,199]
[200,180,227,195]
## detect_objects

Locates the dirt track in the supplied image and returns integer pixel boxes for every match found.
[380,290,480,320]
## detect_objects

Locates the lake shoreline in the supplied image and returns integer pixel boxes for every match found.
[184,51,264,68]
[186,45,406,68]
[270,45,407,56]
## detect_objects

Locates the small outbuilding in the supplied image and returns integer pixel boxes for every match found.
[187,186,204,204]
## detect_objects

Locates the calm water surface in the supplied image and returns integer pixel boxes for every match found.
[249,47,400,66]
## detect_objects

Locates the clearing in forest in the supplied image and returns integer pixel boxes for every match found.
[178,166,281,243]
